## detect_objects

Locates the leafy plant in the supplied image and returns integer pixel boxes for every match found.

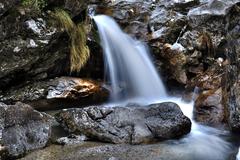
[52,9,90,72]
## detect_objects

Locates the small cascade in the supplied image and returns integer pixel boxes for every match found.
[93,15,167,102]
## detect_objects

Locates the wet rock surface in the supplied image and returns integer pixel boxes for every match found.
[0,2,68,90]
[162,43,188,84]
[47,77,108,100]
[55,134,87,145]
[0,0,102,91]
[20,141,237,160]
[0,102,52,159]
[223,66,240,132]
[56,102,191,144]
[194,88,225,125]
[188,0,240,28]
[0,77,109,111]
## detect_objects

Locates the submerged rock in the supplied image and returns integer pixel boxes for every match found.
[0,102,52,159]
[56,102,191,144]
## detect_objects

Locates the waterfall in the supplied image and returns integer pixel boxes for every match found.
[93,15,167,102]
[93,15,235,160]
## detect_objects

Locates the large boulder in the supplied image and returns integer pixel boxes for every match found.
[56,102,191,144]
[0,102,52,159]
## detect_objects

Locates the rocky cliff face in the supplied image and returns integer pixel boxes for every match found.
[0,0,105,106]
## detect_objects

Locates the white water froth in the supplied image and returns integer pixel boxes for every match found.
[237,148,240,160]
[93,15,234,159]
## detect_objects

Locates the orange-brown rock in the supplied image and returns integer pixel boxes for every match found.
[47,77,108,100]
[187,64,223,90]
[0,77,109,111]
[194,88,225,125]
[162,43,187,84]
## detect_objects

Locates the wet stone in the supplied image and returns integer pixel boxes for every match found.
[0,102,52,159]
[56,102,191,144]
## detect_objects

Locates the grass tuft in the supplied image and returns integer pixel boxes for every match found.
[52,9,90,72]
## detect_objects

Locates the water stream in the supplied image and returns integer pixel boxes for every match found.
[94,15,238,160]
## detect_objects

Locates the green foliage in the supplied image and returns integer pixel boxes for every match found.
[21,0,47,11]
[52,9,90,72]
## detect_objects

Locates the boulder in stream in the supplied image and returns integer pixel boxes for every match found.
[56,102,191,144]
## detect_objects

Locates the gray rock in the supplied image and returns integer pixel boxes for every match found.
[188,0,240,16]
[222,65,240,132]
[94,1,187,43]
[188,0,240,29]
[0,5,69,90]
[0,102,52,159]
[48,0,89,17]
[0,0,19,17]
[56,102,191,144]
[0,77,109,111]
[162,0,200,13]
[56,134,87,145]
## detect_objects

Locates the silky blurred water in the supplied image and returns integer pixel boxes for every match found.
[94,15,167,102]
[94,15,238,160]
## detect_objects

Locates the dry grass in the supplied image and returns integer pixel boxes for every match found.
[52,9,90,72]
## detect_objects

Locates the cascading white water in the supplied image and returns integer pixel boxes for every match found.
[93,15,167,102]
[93,15,236,160]
[237,149,240,160]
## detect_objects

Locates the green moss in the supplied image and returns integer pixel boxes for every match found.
[21,0,47,11]
[52,9,90,72]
